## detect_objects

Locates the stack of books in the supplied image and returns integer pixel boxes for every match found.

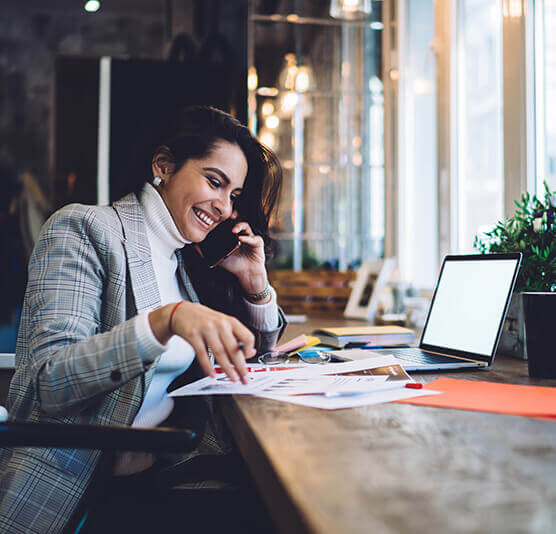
[312,326,415,349]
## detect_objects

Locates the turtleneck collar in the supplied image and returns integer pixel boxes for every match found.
[140,182,190,257]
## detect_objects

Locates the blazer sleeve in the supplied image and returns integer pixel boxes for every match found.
[229,291,287,354]
[255,306,287,353]
[23,205,159,416]
[240,286,287,353]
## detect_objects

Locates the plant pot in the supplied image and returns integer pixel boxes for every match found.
[496,292,526,360]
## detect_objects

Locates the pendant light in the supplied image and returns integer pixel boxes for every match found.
[329,0,372,20]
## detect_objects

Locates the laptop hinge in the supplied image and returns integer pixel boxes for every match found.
[421,349,486,364]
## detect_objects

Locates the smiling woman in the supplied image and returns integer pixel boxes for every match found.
[153,140,247,243]
[0,106,286,533]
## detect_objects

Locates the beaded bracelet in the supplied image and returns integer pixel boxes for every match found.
[244,283,271,303]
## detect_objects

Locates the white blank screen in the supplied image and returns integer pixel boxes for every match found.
[421,259,518,356]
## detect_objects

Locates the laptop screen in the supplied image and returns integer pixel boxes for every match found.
[421,256,520,357]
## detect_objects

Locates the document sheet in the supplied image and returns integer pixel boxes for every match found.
[169,356,440,410]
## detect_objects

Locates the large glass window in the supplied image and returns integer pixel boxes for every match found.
[398,0,438,288]
[249,1,385,271]
[535,0,556,191]
[454,0,504,250]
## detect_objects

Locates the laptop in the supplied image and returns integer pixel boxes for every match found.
[333,253,522,371]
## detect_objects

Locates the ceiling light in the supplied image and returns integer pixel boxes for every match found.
[257,87,279,97]
[329,0,371,20]
[295,65,313,93]
[261,101,275,117]
[84,0,101,12]
[265,115,280,129]
[278,91,298,117]
[259,129,278,151]
[279,54,298,91]
[247,66,258,91]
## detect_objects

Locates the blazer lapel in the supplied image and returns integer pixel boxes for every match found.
[112,193,161,313]
[113,193,162,398]
[176,248,200,304]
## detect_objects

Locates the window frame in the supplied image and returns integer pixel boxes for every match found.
[386,0,539,288]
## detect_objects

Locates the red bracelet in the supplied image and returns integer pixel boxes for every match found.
[168,301,184,335]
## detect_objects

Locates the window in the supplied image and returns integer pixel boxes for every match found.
[392,0,556,290]
[397,0,438,288]
[249,2,385,271]
[454,0,504,251]
[535,0,556,191]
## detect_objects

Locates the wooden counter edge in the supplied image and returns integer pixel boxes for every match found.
[220,396,314,534]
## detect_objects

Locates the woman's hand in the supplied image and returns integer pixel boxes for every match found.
[219,221,270,302]
[148,302,256,384]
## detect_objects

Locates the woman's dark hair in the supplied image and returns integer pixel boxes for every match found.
[129,106,281,251]
[128,106,283,315]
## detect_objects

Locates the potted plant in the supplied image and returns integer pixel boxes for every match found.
[474,182,556,358]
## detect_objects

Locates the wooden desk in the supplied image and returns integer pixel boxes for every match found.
[222,319,556,534]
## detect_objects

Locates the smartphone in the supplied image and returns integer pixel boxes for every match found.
[195,219,241,268]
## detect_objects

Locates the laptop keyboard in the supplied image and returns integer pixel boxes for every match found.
[384,347,462,365]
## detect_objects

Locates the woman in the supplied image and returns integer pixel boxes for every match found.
[0,106,285,533]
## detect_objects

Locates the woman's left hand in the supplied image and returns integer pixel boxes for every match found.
[219,221,269,299]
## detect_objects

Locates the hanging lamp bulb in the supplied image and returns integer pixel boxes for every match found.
[84,0,101,12]
[329,0,372,20]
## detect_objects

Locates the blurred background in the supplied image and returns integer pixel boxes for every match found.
[1,0,555,348]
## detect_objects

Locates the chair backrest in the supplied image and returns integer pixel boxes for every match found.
[0,352,198,453]
[0,419,198,451]
[268,270,357,316]
[0,406,198,452]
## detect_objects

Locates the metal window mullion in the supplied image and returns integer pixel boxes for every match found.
[533,0,545,194]
[435,0,455,259]
[382,0,398,261]
[97,56,111,206]
[454,0,464,252]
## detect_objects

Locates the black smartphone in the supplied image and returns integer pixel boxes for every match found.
[195,219,241,268]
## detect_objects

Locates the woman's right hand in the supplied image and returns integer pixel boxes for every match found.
[148,302,256,385]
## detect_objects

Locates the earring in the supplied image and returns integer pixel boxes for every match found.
[153,176,162,187]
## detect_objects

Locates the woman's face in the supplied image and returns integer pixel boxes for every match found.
[156,141,248,243]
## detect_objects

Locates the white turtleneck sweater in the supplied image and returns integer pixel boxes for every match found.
[114,183,278,475]
[136,181,278,424]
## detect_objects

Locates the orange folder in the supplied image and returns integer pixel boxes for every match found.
[396,377,556,420]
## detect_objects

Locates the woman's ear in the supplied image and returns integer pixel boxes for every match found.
[151,146,176,181]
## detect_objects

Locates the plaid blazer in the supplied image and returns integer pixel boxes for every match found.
[0,193,285,533]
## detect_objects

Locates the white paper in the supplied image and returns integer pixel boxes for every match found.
[282,355,410,377]
[257,374,390,396]
[253,355,433,408]
[169,356,427,406]
[258,387,441,410]
[168,366,308,396]
[255,356,412,396]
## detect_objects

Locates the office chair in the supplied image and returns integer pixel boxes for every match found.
[0,404,201,533]
[0,405,275,534]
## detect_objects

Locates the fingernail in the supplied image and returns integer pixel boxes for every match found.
[231,371,239,382]
[241,375,248,385]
